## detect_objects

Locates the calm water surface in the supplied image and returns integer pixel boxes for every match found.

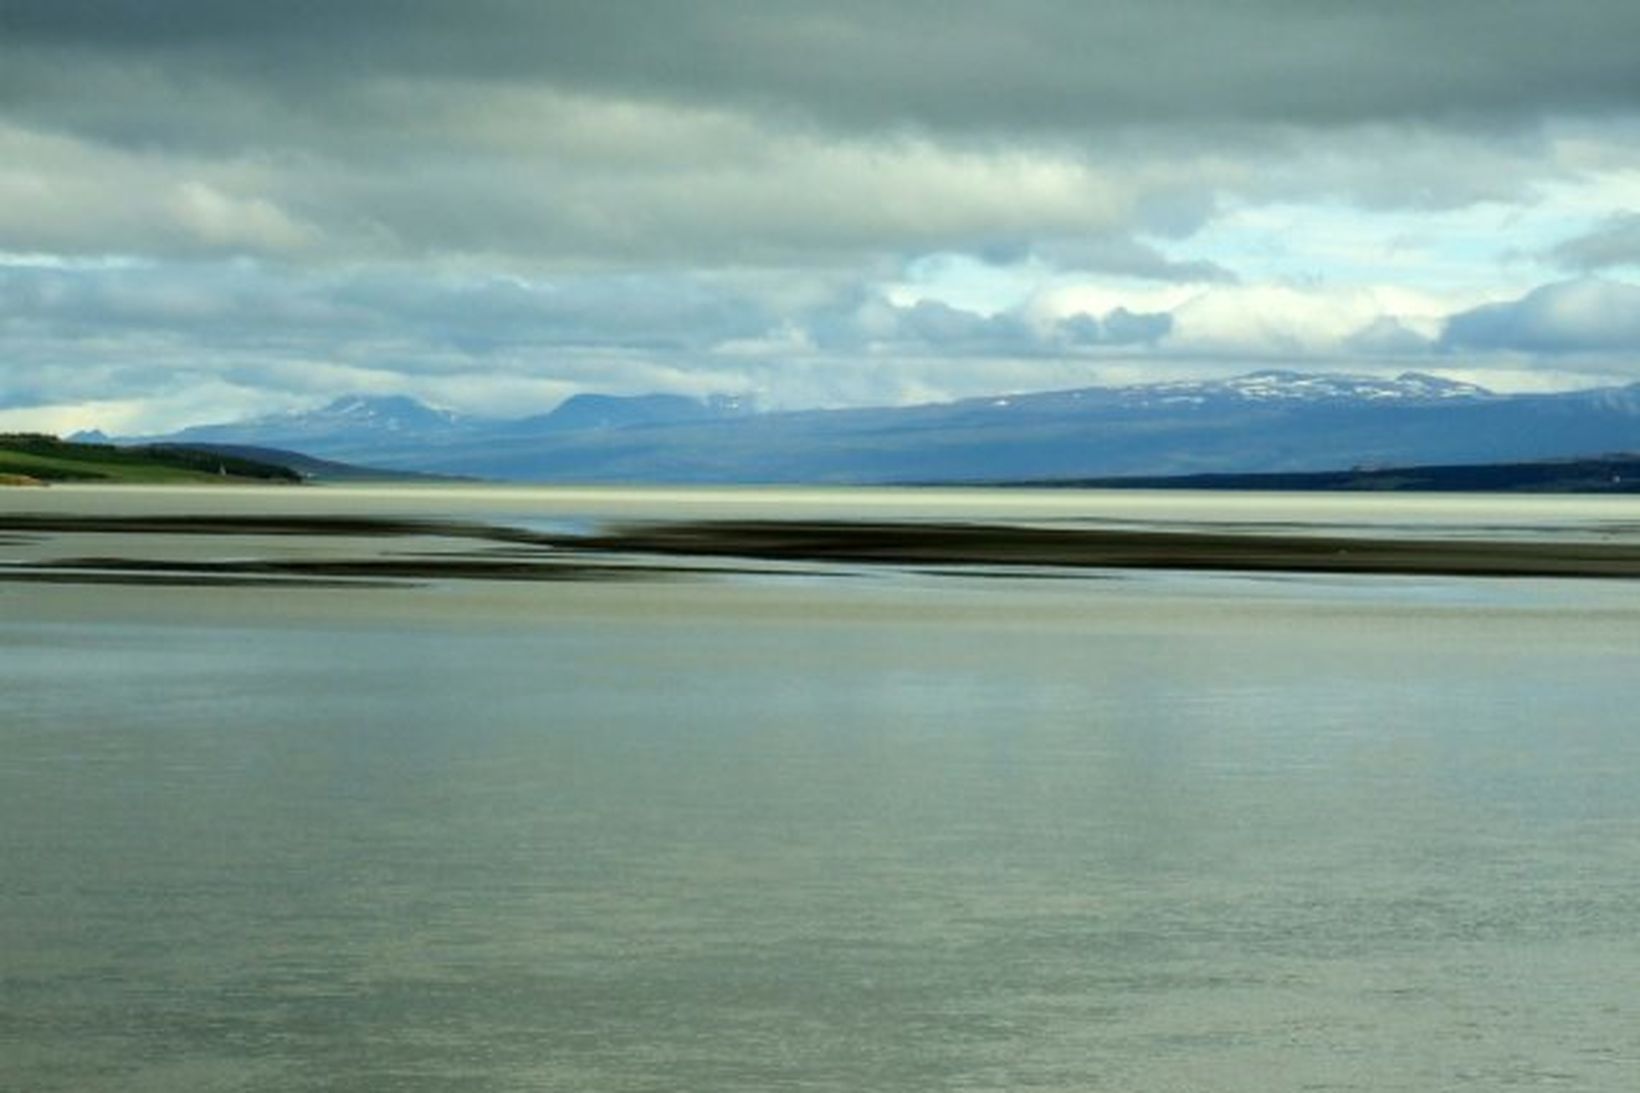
[3,486,1639,1091]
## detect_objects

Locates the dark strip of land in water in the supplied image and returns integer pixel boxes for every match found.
[999,454,1640,493]
[574,520,1640,578]
[5,513,1640,583]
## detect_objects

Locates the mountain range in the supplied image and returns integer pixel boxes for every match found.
[131,371,1640,484]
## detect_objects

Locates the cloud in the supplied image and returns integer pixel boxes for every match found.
[7,2,1639,136]
[0,107,1153,266]
[803,290,1178,358]
[5,3,1640,428]
[1440,279,1640,353]
[1058,308,1174,347]
[894,300,1034,353]
[1548,213,1640,272]
[0,258,791,426]
[2,3,1634,271]
[1345,317,1434,355]
[1032,235,1238,284]
[0,123,319,257]
[0,260,777,347]
[1167,285,1444,358]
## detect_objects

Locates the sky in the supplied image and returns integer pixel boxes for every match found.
[3,0,1640,434]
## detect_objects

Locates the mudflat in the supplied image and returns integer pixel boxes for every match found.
[5,510,1640,584]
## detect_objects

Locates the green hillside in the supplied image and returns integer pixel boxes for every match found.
[0,434,303,485]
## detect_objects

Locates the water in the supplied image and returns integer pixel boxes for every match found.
[4,485,1639,1090]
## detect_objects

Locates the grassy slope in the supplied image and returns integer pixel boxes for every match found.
[0,435,303,484]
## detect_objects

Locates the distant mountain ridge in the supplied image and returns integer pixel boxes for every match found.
[1107,369,1490,404]
[163,394,471,450]
[132,371,1640,484]
[151,391,752,464]
[521,392,755,433]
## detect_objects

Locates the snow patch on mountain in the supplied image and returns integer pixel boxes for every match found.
[1149,370,1491,404]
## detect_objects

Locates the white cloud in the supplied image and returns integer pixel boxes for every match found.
[1441,279,1640,354]
[0,124,319,257]
[1166,284,1451,358]
[1344,316,1434,355]
[167,181,315,252]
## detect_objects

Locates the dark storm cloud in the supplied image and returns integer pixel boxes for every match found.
[6,1,1639,138]
[5,1,1633,269]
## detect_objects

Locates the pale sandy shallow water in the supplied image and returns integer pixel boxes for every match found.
[3,485,1639,1091]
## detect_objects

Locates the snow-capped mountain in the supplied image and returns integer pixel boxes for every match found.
[136,390,754,466]
[132,371,1640,483]
[950,370,1491,415]
[1146,369,1490,404]
[511,392,757,434]
[300,394,467,432]
[161,394,470,452]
